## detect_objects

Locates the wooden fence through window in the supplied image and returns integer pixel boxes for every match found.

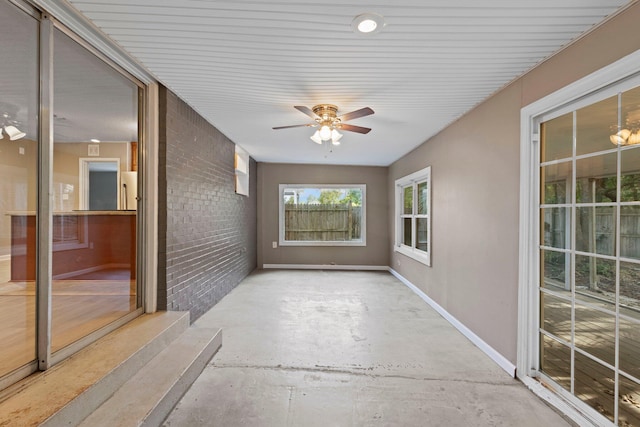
[284,203,361,242]
[544,208,640,258]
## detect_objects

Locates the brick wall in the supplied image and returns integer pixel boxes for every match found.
[158,86,257,322]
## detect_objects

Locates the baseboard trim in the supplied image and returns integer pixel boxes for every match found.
[53,263,130,280]
[262,264,389,271]
[389,268,517,378]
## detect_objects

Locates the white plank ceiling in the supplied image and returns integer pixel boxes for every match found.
[65,0,630,165]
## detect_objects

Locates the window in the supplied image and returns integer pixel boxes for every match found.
[395,167,431,265]
[278,184,365,246]
[235,146,249,196]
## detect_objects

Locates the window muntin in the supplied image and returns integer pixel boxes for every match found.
[538,86,640,426]
[395,167,431,266]
[278,184,365,246]
[403,186,413,215]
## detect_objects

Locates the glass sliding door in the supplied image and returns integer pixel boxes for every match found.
[51,28,141,352]
[0,0,146,389]
[0,1,39,379]
[539,86,640,426]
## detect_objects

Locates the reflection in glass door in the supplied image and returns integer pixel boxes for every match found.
[0,1,145,390]
[539,86,640,426]
[0,1,39,380]
[51,28,141,353]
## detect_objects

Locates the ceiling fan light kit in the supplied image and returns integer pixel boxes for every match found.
[310,130,322,144]
[273,103,374,147]
[319,124,332,140]
[330,129,343,144]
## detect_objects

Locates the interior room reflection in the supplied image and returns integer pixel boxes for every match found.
[0,12,141,379]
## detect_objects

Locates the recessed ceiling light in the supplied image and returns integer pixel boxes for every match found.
[358,19,377,33]
[90,138,100,143]
[352,13,385,35]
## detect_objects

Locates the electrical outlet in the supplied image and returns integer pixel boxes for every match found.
[272,241,277,249]
[19,147,24,155]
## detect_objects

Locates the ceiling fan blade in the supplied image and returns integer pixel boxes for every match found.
[339,123,371,134]
[294,105,319,119]
[272,123,315,130]
[338,107,374,122]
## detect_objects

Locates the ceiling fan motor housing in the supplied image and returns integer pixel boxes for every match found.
[312,104,340,127]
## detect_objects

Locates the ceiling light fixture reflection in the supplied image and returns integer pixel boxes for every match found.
[4,125,25,140]
[611,129,640,146]
[1,112,25,141]
[610,109,640,146]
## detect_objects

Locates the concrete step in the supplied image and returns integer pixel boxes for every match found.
[79,326,222,427]
[0,311,190,427]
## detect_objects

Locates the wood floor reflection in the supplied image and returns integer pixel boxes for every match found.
[541,293,640,426]
[0,263,136,379]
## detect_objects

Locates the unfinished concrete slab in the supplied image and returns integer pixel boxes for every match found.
[164,270,570,426]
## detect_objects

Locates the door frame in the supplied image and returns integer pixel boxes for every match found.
[0,0,160,392]
[78,157,121,210]
[518,48,640,425]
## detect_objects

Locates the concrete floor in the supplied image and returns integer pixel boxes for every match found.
[164,270,571,426]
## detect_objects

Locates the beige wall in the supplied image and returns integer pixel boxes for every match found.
[257,163,389,267]
[0,138,38,256]
[388,3,640,364]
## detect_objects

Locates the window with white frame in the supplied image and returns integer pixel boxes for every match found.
[278,184,366,246]
[234,145,249,196]
[395,167,431,265]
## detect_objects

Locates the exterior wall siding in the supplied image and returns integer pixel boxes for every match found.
[158,86,257,322]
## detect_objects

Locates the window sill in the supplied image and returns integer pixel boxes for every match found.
[279,240,366,247]
[395,244,430,266]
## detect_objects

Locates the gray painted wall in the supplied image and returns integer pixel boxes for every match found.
[388,3,640,364]
[157,86,257,322]
[257,163,389,268]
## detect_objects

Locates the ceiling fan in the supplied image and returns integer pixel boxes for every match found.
[273,104,374,145]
